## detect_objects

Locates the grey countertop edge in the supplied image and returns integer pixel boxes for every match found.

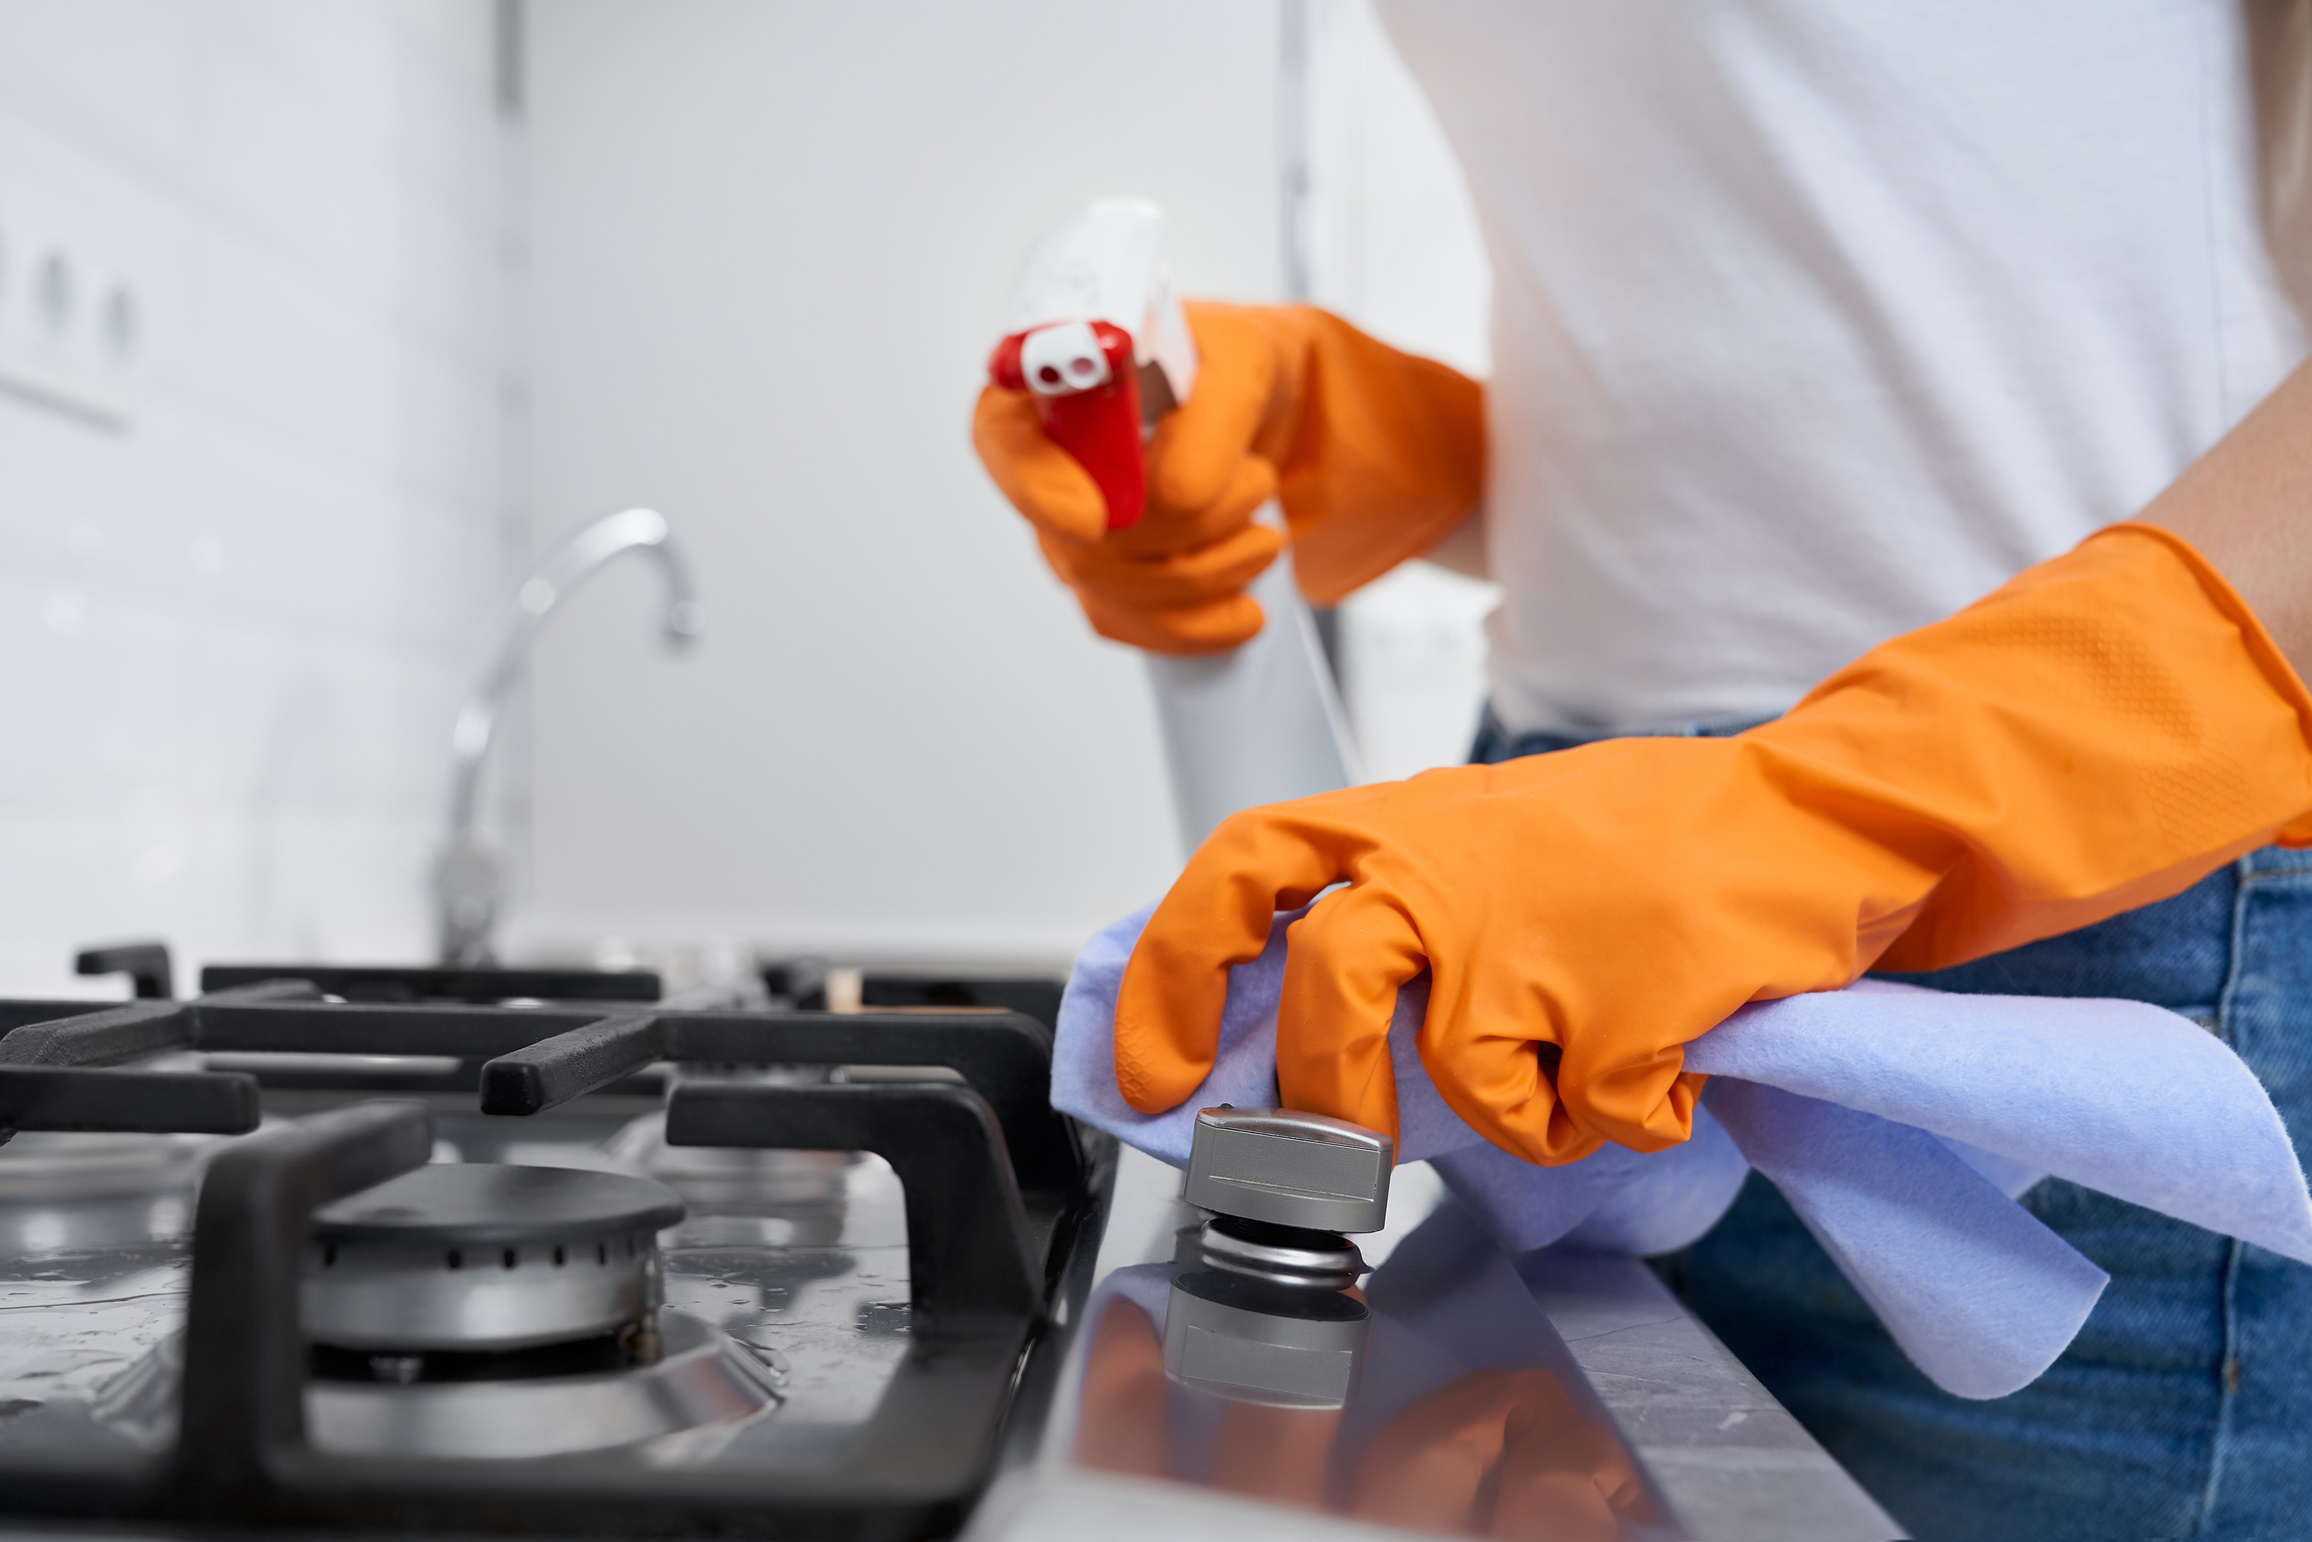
[1521,1246,1907,1542]
[965,1466,1459,1542]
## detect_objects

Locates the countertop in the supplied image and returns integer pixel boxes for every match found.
[972,1145,1904,1542]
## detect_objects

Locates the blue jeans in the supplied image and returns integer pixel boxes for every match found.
[1471,710,2312,1540]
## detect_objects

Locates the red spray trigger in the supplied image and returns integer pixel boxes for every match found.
[987,320,1145,531]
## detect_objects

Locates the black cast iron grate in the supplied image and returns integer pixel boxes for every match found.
[0,958,1111,1538]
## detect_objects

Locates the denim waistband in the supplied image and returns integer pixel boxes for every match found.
[1468,703,1776,765]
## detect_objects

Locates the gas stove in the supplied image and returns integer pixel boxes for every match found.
[0,947,1104,1538]
[0,948,1902,1542]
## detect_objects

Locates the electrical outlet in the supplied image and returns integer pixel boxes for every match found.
[0,187,142,432]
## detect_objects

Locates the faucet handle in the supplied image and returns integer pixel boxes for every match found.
[1183,1106,1393,1234]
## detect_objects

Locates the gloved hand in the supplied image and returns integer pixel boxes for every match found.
[972,302,1484,654]
[1114,525,2312,1164]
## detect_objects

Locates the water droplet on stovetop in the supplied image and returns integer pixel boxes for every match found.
[855,1301,910,1338]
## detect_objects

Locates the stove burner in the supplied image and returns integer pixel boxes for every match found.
[0,959,1092,1526]
[303,1164,684,1352]
[98,1167,777,1464]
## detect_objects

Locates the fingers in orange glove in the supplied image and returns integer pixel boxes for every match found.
[1119,755,1720,1162]
[1142,306,1283,514]
[1070,588,1269,655]
[970,308,1283,550]
[1118,525,2312,1164]
[1031,453,1282,654]
[1113,788,1376,1114]
[972,301,1484,654]
[971,387,1107,544]
[1273,881,1423,1145]
[1040,521,1282,611]
[1100,453,1278,557]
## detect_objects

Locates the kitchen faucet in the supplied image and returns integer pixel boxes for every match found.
[433,507,703,965]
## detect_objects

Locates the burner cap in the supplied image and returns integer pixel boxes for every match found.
[315,1165,684,1249]
[306,1165,686,1353]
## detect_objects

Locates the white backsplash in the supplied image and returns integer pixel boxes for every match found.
[0,1,514,995]
[0,1,1506,993]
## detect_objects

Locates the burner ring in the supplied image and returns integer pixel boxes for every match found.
[303,1165,685,1352]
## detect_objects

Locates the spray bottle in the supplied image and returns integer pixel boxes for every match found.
[990,199,1360,853]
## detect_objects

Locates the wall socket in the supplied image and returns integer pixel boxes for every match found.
[0,188,143,433]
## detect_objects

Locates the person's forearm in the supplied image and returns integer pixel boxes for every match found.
[2141,360,2312,679]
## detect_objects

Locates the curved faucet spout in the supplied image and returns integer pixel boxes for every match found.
[435,507,702,963]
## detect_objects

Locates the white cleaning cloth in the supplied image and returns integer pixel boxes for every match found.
[1055,904,2312,1399]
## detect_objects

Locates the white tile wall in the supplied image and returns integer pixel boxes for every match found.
[0,0,1501,997]
[0,0,512,995]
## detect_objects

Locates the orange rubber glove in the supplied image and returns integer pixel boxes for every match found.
[1115,524,2312,1165]
[972,302,1484,654]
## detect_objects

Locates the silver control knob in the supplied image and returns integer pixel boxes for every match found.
[1164,1106,1394,1408]
[1182,1106,1393,1233]
[1177,1105,1393,1293]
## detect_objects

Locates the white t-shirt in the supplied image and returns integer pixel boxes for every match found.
[1376,0,2307,734]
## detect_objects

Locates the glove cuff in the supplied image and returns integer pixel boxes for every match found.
[1850,521,2312,970]
[2092,522,2312,847]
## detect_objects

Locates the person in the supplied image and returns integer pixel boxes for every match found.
[974,5,2312,1536]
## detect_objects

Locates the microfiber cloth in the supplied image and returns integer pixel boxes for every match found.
[1055,904,2312,1400]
